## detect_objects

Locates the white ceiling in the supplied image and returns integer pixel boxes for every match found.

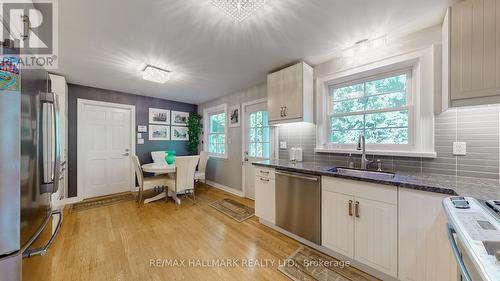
[57,0,452,105]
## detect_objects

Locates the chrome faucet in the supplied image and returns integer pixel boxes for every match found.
[357,135,373,170]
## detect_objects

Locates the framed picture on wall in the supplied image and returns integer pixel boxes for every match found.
[149,125,170,140]
[229,105,240,127]
[149,108,170,125]
[171,126,189,141]
[171,111,189,126]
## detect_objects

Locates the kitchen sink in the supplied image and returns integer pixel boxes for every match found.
[325,167,396,180]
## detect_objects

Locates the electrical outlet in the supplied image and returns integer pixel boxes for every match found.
[453,142,466,156]
[280,141,287,149]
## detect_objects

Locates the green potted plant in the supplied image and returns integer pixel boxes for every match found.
[186,112,202,155]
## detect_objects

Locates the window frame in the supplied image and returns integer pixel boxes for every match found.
[204,104,228,159]
[327,68,414,150]
[247,110,271,159]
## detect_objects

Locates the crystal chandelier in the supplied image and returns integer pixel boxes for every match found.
[211,0,268,22]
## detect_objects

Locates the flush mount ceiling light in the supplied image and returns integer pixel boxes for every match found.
[142,65,171,83]
[211,0,268,22]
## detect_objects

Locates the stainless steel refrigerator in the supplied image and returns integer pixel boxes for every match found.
[0,40,63,281]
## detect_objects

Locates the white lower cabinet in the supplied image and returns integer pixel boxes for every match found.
[322,177,398,278]
[322,190,354,258]
[354,197,397,277]
[254,175,275,224]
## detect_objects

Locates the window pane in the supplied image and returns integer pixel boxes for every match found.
[262,143,270,158]
[250,112,256,127]
[256,143,263,157]
[208,140,217,153]
[217,134,225,144]
[255,128,263,142]
[365,128,408,144]
[210,113,225,133]
[262,127,270,142]
[249,143,256,157]
[365,91,406,110]
[331,115,364,131]
[333,98,366,113]
[256,111,263,127]
[209,134,217,144]
[331,129,363,144]
[262,111,269,126]
[366,74,406,96]
[332,83,364,101]
[249,128,256,142]
[365,110,408,129]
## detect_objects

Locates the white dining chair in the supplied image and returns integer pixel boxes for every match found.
[151,151,166,163]
[195,151,209,184]
[132,155,169,206]
[164,155,200,207]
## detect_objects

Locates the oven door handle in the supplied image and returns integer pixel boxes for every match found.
[446,223,472,281]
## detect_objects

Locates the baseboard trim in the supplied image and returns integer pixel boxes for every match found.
[206,180,244,197]
[54,196,82,208]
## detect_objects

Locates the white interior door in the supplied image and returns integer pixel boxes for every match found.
[243,101,274,199]
[80,102,133,199]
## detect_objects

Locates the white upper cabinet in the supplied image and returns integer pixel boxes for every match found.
[447,0,500,106]
[267,62,314,124]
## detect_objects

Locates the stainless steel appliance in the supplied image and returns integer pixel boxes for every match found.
[0,40,63,281]
[275,170,321,244]
[443,197,500,281]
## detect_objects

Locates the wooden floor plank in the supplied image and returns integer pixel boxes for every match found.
[22,183,371,281]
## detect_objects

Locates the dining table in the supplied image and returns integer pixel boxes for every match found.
[141,162,179,204]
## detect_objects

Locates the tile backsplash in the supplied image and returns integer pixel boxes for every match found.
[278,104,500,179]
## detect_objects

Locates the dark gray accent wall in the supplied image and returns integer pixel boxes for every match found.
[67,84,197,198]
[278,104,500,180]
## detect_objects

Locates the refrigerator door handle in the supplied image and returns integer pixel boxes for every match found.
[22,209,63,258]
[40,92,61,194]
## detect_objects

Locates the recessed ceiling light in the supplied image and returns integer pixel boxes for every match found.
[211,0,267,22]
[142,65,171,83]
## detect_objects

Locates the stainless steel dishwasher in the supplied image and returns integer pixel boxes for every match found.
[275,170,321,244]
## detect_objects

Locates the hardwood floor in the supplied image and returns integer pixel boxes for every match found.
[22,184,374,281]
[23,184,300,281]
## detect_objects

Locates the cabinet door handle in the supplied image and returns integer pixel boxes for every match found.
[354,201,360,218]
[280,107,284,117]
[348,200,353,216]
[260,177,270,182]
[284,106,287,116]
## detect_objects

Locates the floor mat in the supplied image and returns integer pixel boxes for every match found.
[70,193,136,212]
[208,198,254,222]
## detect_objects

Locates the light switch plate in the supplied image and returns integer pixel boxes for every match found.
[453,142,466,156]
[280,141,287,149]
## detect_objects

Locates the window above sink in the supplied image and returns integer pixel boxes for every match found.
[315,47,439,158]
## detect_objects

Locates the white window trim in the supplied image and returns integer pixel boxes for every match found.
[328,68,414,150]
[204,104,228,159]
[315,46,438,158]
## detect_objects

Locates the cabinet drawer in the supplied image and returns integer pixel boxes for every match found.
[255,176,275,224]
[255,167,275,179]
[322,176,397,205]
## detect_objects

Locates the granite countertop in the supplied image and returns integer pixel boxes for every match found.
[253,160,500,200]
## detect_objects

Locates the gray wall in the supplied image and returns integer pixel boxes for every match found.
[67,84,197,197]
[278,104,500,179]
[198,84,267,191]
